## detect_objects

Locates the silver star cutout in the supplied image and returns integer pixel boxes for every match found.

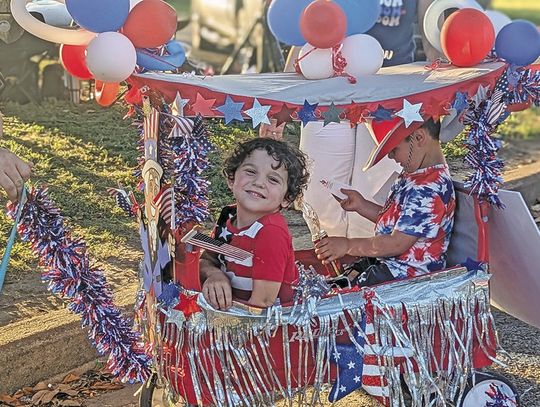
[396,99,423,128]
[171,91,190,116]
[245,98,271,128]
[165,309,186,329]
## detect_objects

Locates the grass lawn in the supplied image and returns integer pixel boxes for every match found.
[492,0,540,24]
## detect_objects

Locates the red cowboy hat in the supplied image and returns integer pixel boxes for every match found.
[363,116,424,170]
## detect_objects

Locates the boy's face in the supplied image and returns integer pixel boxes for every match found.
[388,130,427,173]
[228,149,289,220]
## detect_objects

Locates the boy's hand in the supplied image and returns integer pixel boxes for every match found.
[202,270,232,310]
[339,189,365,213]
[0,148,33,202]
[314,236,350,263]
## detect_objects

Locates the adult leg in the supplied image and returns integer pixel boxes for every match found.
[299,121,355,237]
[347,124,401,238]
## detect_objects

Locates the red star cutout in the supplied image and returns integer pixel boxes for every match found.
[344,102,369,127]
[272,103,297,126]
[191,93,216,116]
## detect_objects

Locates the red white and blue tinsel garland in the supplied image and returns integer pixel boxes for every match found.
[462,65,540,207]
[8,188,151,383]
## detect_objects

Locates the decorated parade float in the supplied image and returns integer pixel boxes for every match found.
[6,0,540,406]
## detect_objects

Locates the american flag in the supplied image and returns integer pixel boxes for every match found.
[143,107,160,160]
[180,228,253,262]
[107,187,135,217]
[153,186,174,228]
[362,318,391,406]
[485,71,509,126]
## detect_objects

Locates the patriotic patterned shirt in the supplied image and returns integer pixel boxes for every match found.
[213,206,298,305]
[375,164,455,279]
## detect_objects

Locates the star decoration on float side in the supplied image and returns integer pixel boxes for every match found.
[329,328,366,402]
[273,103,296,126]
[191,93,216,117]
[372,104,394,122]
[215,95,245,125]
[451,91,469,114]
[395,99,423,128]
[322,102,344,126]
[171,91,190,116]
[165,309,186,329]
[245,98,271,128]
[297,99,319,127]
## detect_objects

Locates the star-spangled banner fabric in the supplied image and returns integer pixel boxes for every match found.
[215,95,245,125]
[245,98,271,127]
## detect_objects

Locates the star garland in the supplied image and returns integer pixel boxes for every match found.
[7,188,151,383]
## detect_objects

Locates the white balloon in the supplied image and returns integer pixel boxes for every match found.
[423,0,483,52]
[298,44,334,80]
[340,34,384,76]
[485,10,511,36]
[86,32,137,83]
[10,0,95,45]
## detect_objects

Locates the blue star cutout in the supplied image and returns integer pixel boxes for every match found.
[452,91,469,114]
[245,98,271,128]
[329,323,366,402]
[297,99,319,127]
[216,95,245,125]
[157,282,180,307]
[372,104,394,122]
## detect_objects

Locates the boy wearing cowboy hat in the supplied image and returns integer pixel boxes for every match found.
[315,116,455,286]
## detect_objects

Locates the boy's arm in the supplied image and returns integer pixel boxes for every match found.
[200,250,233,310]
[249,280,282,308]
[339,189,382,223]
[315,231,418,263]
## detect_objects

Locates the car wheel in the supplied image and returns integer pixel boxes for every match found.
[459,371,519,407]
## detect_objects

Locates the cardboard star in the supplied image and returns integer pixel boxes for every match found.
[322,102,344,127]
[272,104,296,126]
[297,99,319,127]
[245,98,271,128]
[215,95,245,125]
[191,93,216,117]
[171,91,190,116]
[344,102,365,127]
[372,104,394,122]
[395,99,423,128]
[329,327,366,402]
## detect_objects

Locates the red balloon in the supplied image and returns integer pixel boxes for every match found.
[121,0,177,48]
[300,0,347,49]
[441,9,495,67]
[60,44,93,80]
[95,81,120,107]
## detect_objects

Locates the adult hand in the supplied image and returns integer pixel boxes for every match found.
[314,236,350,264]
[202,270,232,310]
[339,189,366,213]
[0,148,33,202]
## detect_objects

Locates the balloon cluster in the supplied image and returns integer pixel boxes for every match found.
[424,0,540,68]
[267,0,384,80]
[11,0,186,106]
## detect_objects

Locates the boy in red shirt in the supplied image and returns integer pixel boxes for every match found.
[200,138,309,310]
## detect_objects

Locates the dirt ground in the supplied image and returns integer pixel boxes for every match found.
[1,137,540,406]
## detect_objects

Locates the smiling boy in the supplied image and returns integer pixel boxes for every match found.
[200,138,309,310]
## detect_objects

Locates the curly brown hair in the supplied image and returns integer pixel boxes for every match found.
[223,138,309,204]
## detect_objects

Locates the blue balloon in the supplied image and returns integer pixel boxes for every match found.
[66,0,130,33]
[495,20,540,67]
[136,41,186,71]
[267,0,312,46]
[335,0,381,35]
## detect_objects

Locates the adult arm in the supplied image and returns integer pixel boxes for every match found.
[418,0,443,62]
[315,230,419,263]
[0,148,33,202]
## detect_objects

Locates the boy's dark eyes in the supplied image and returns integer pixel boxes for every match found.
[268,177,279,184]
[244,169,256,174]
